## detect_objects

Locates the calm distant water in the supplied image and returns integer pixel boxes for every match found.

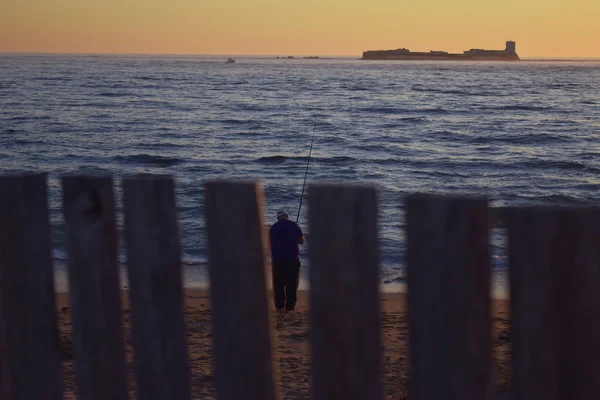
[1,54,599,293]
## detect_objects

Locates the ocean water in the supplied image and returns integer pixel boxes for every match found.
[1,54,599,295]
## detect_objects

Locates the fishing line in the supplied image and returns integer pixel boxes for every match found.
[296,111,319,223]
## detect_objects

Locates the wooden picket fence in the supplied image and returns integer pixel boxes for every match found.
[1,173,599,400]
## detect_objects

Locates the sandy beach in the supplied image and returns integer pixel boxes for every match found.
[55,289,512,399]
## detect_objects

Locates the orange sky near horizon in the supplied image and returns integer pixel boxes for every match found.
[1,0,599,57]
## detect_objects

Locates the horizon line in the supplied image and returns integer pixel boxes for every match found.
[1,51,600,60]
[0,51,358,58]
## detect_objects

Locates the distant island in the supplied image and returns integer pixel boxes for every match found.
[362,41,519,61]
[275,56,320,59]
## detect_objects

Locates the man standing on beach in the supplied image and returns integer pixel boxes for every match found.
[269,209,304,311]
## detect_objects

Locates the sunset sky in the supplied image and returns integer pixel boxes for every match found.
[1,0,599,57]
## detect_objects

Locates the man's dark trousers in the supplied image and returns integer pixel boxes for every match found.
[272,259,300,310]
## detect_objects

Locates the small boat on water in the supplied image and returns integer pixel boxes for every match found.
[226,58,236,63]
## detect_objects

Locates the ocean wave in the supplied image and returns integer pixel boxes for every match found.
[8,115,50,121]
[367,158,401,166]
[535,194,591,205]
[384,157,600,174]
[181,259,208,266]
[413,107,447,114]
[32,76,71,82]
[574,183,600,191]
[232,104,266,112]
[547,83,586,89]
[428,170,471,178]
[411,85,505,97]
[484,105,553,112]
[412,86,470,95]
[360,106,447,114]
[137,142,190,149]
[137,84,162,89]
[2,129,16,134]
[359,106,402,114]
[576,152,600,160]
[180,165,216,174]
[347,86,370,91]
[257,155,290,164]
[219,118,253,125]
[68,165,114,175]
[519,159,598,173]
[355,143,395,152]
[377,117,430,128]
[115,154,185,167]
[256,155,355,165]
[135,76,162,81]
[6,138,41,146]
[383,276,406,284]
[469,133,576,145]
[98,91,131,97]
[425,130,467,141]
[397,116,429,122]
[319,156,355,164]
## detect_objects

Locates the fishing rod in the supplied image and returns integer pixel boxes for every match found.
[296,112,319,223]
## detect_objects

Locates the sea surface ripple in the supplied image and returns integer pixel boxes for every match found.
[1,54,599,291]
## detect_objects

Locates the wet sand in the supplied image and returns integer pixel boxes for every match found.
[55,289,512,399]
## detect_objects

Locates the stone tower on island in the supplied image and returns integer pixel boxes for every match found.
[505,40,516,54]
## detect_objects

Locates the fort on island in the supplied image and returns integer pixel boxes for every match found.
[362,40,519,61]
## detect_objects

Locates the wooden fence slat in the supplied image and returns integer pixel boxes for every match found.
[61,176,128,400]
[307,184,382,400]
[0,300,10,400]
[0,174,63,400]
[507,207,600,400]
[406,194,492,400]
[204,181,278,400]
[122,175,190,400]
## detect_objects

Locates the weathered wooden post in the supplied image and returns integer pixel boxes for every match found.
[406,194,493,400]
[123,175,191,400]
[0,174,63,400]
[62,176,128,400]
[0,301,10,400]
[204,181,278,400]
[307,184,383,400]
[508,207,600,400]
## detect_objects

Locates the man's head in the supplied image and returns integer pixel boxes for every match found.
[277,208,289,220]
